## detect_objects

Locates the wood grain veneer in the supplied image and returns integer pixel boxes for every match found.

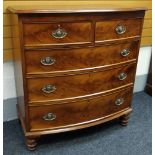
[25,41,139,75]
[29,87,133,131]
[95,18,143,42]
[27,63,136,103]
[23,22,93,46]
[8,6,146,150]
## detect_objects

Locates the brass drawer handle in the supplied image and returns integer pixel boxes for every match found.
[115,98,124,106]
[118,72,127,80]
[52,25,67,39]
[121,49,130,57]
[43,112,56,121]
[115,25,126,34]
[42,84,56,94]
[41,57,55,66]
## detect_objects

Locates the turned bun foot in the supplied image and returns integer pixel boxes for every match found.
[25,136,40,150]
[119,113,130,126]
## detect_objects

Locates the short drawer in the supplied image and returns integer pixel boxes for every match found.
[25,41,139,74]
[29,87,133,131]
[27,64,136,103]
[95,18,143,42]
[23,22,92,46]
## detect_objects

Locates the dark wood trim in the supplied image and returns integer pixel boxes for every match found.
[21,17,144,24]
[22,19,93,24]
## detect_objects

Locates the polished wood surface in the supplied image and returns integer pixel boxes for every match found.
[10,14,27,122]
[23,22,93,46]
[29,87,133,131]
[7,5,147,14]
[27,64,136,103]
[25,41,139,75]
[96,18,143,42]
[17,103,132,136]
[8,6,145,150]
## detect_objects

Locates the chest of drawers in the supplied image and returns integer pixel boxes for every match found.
[8,6,146,150]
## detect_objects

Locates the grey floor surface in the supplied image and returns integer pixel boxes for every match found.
[3,92,152,155]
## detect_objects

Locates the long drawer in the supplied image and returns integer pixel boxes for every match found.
[25,41,139,74]
[23,22,93,46]
[27,63,136,103]
[29,87,133,131]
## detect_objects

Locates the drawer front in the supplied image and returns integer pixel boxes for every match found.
[25,41,139,74]
[95,18,142,42]
[29,87,133,131]
[23,22,92,46]
[27,64,136,103]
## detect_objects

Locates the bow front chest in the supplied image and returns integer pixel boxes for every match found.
[8,6,146,150]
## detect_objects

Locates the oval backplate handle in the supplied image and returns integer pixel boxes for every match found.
[121,49,130,57]
[43,112,56,121]
[41,57,56,66]
[115,25,126,34]
[118,72,127,81]
[42,84,56,94]
[115,98,124,106]
[51,25,67,39]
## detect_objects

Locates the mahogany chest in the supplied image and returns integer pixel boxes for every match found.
[8,6,146,150]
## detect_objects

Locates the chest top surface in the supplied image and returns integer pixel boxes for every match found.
[7,5,147,14]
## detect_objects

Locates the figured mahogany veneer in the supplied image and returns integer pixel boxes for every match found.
[29,87,133,131]
[27,63,136,103]
[25,41,139,75]
[23,22,93,46]
[8,6,146,150]
[96,18,143,42]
